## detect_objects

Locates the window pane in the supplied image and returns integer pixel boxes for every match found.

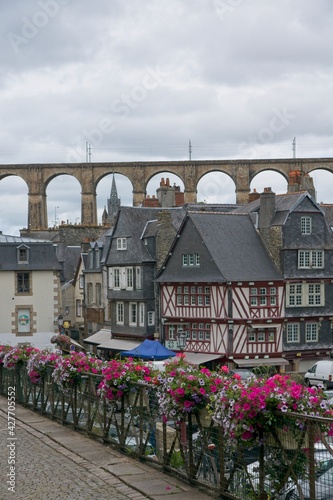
[17,272,30,293]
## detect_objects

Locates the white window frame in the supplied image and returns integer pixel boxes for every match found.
[126,267,133,289]
[305,323,318,342]
[17,245,29,264]
[298,250,324,269]
[168,325,175,340]
[76,299,82,317]
[248,329,255,342]
[286,323,300,343]
[136,267,142,290]
[116,302,124,324]
[129,302,137,326]
[287,283,324,307]
[116,237,127,250]
[301,216,312,235]
[270,287,277,306]
[139,303,145,327]
[182,253,200,267]
[257,330,265,342]
[113,268,120,289]
[147,311,155,326]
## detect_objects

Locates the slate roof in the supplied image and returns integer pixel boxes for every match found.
[233,191,324,226]
[55,244,81,283]
[0,237,61,271]
[321,204,333,230]
[0,234,51,243]
[157,211,282,283]
[105,207,185,266]
[184,203,240,213]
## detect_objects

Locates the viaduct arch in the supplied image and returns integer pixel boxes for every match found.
[0,158,332,230]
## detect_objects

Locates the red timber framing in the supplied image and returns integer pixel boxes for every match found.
[160,280,285,361]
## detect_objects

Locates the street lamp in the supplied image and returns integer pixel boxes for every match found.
[177,328,187,350]
[57,315,64,334]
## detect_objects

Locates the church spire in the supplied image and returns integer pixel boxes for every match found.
[106,172,121,223]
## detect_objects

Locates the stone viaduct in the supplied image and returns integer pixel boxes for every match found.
[1,157,333,230]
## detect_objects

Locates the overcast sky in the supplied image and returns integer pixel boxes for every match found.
[1,0,333,234]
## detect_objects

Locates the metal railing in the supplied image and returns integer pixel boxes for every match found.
[1,364,333,500]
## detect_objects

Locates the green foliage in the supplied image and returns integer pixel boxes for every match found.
[170,450,184,468]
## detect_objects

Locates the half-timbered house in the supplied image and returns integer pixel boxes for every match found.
[155,211,287,371]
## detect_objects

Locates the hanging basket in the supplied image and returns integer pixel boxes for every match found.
[267,426,309,450]
[198,407,213,428]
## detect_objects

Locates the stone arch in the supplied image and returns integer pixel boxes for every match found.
[250,170,288,197]
[145,172,184,206]
[0,175,28,234]
[46,174,82,227]
[308,169,333,204]
[96,173,133,223]
[197,171,236,204]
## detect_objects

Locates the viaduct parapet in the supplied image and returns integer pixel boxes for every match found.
[0,157,332,230]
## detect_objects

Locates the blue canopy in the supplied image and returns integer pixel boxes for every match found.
[120,339,176,360]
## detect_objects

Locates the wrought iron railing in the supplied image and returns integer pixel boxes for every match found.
[1,363,333,500]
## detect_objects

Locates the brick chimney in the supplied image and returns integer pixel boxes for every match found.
[258,187,275,229]
[248,188,260,203]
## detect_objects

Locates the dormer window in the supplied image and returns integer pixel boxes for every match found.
[117,238,127,250]
[17,245,29,264]
[301,216,312,235]
[182,253,200,267]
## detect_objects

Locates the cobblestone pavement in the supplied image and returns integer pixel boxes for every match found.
[0,397,213,500]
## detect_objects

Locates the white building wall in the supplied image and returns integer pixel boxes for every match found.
[0,270,60,338]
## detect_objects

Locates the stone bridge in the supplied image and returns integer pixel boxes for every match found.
[1,157,332,230]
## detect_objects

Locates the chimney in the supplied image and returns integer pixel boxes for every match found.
[156,210,176,271]
[258,187,275,229]
[248,188,260,203]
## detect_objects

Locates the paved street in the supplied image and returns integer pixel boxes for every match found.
[0,397,213,500]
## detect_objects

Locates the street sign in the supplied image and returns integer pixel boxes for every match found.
[70,344,75,352]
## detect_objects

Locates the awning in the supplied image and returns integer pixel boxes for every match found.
[184,353,222,365]
[83,329,111,345]
[98,339,141,351]
[236,357,289,367]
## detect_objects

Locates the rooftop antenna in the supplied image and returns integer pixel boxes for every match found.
[86,142,92,163]
[292,137,296,158]
[54,206,59,228]
[189,139,192,161]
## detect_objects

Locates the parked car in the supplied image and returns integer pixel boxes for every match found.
[304,360,333,390]
[245,446,333,499]
[283,466,333,499]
